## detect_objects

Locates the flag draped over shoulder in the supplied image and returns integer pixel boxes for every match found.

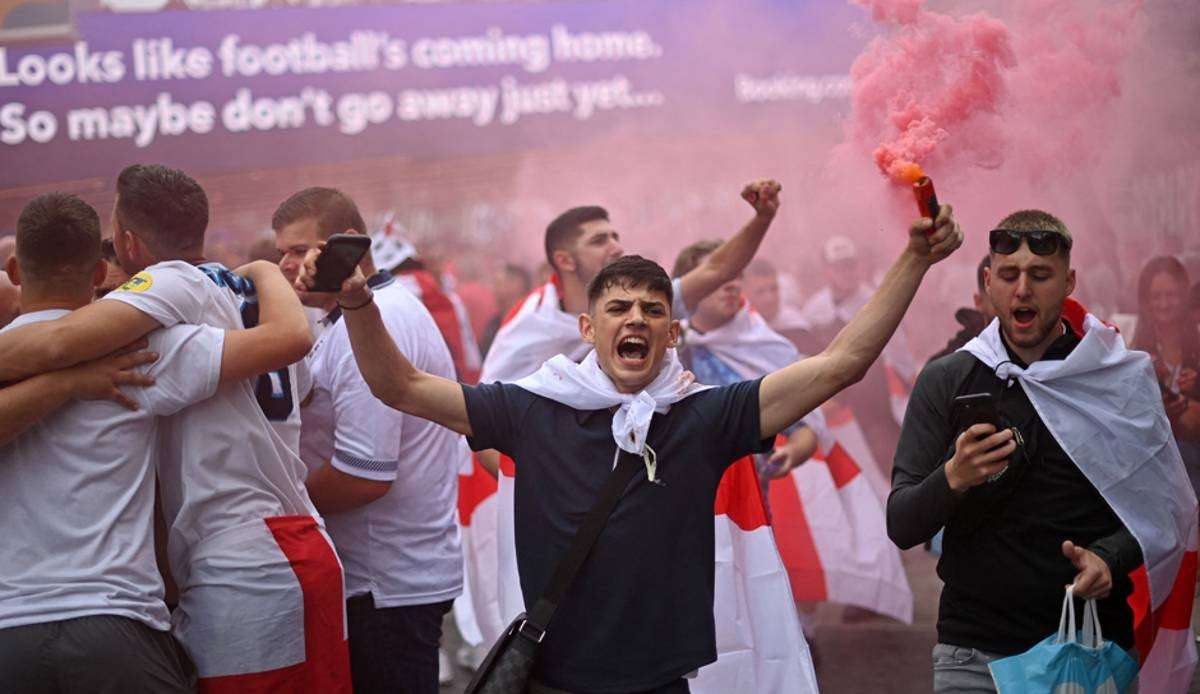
[962,312,1199,690]
[480,278,589,384]
[687,306,914,625]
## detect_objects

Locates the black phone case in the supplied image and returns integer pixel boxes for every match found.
[311,236,370,292]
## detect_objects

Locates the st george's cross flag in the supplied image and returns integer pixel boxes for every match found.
[685,305,913,625]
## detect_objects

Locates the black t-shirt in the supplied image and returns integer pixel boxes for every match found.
[462,378,772,693]
[888,325,1144,655]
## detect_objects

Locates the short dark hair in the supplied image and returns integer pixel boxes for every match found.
[586,255,673,311]
[115,164,209,256]
[976,254,991,292]
[271,187,366,239]
[993,209,1072,261]
[671,239,721,278]
[16,192,102,287]
[545,206,608,270]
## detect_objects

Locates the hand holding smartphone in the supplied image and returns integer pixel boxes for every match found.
[951,393,1000,434]
[309,234,371,293]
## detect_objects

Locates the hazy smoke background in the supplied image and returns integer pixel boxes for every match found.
[1,0,1197,359]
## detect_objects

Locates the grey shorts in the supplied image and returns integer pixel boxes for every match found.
[0,614,196,693]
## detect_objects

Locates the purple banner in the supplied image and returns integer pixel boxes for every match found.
[0,0,864,188]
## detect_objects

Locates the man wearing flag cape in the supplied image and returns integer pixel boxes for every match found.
[295,202,961,693]
[888,209,1198,693]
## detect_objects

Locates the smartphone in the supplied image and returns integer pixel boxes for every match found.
[951,393,1000,434]
[310,234,371,293]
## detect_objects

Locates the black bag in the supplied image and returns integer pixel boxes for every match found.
[464,453,642,694]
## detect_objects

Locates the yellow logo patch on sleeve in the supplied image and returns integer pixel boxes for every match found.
[116,271,154,293]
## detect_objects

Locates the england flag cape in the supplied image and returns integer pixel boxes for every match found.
[686,307,914,625]
[455,283,819,693]
[962,314,1199,692]
[480,278,590,384]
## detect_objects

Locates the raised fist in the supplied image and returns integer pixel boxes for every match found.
[742,179,782,219]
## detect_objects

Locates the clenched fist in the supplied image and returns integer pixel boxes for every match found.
[742,179,782,220]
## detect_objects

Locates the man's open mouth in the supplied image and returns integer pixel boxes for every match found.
[617,336,649,363]
[1012,307,1037,328]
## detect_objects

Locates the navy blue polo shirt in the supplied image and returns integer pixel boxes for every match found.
[462,378,772,693]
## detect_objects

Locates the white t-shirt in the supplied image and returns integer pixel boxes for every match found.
[0,309,223,630]
[300,276,465,607]
[104,261,318,583]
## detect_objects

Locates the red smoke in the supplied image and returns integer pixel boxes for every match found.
[848,0,1145,186]
[849,0,1015,182]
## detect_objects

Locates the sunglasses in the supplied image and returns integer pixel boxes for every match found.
[988,229,1072,256]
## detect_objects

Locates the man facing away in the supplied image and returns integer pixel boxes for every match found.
[888,209,1196,692]
[297,204,962,693]
[0,166,351,692]
[272,187,466,694]
[0,192,317,692]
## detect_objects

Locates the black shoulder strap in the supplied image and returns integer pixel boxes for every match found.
[522,452,642,638]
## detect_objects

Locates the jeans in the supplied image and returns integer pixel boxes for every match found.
[933,642,1139,694]
[932,643,1002,694]
[346,593,452,694]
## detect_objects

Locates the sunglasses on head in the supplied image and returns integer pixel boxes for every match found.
[988,229,1072,256]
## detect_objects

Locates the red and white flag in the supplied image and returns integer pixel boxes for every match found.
[1067,300,1198,691]
[688,306,913,625]
[1129,526,1198,693]
[964,306,1199,691]
[768,430,914,624]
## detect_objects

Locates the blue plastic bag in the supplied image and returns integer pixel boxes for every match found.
[989,587,1139,693]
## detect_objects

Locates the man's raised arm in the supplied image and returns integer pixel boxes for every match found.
[758,206,962,438]
[676,179,780,312]
[296,251,472,437]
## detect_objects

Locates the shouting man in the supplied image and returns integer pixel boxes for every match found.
[297,204,961,693]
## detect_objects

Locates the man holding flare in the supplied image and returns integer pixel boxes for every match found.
[293,199,961,693]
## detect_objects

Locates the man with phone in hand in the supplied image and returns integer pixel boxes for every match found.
[888,209,1196,693]
[272,187,467,694]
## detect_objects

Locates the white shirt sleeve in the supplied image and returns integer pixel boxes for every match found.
[671,277,690,320]
[132,324,225,416]
[101,261,212,328]
[327,347,404,482]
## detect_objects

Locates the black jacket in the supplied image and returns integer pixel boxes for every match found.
[888,324,1143,655]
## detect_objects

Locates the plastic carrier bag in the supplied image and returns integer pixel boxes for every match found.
[988,586,1138,693]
